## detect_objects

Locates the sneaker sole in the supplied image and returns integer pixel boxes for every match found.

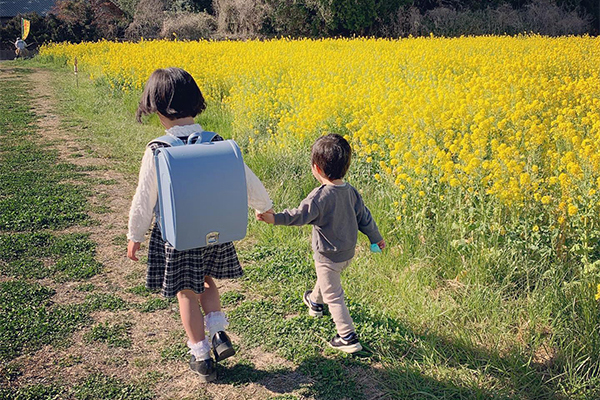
[329,341,363,354]
[303,295,323,318]
[214,343,236,362]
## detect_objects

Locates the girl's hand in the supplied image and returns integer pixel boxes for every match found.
[377,239,386,250]
[256,210,275,224]
[128,240,141,261]
[256,209,275,224]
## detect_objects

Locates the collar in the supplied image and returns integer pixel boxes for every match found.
[165,123,204,137]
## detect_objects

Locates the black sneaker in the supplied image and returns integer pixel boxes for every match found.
[329,332,363,354]
[303,290,324,317]
[189,355,216,382]
[212,331,235,362]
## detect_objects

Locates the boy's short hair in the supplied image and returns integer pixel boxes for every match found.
[311,134,352,180]
[136,67,206,123]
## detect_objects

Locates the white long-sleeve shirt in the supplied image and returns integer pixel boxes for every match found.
[127,124,273,243]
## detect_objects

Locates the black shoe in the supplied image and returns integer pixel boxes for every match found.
[303,290,324,317]
[189,355,216,382]
[329,332,363,354]
[212,331,235,362]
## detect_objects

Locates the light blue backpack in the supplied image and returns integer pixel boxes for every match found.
[150,131,248,251]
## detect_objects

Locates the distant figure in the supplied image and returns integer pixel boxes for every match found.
[14,37,28,59]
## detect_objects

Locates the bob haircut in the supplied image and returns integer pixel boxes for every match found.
[311,134,352,180]
[136,67,206,123]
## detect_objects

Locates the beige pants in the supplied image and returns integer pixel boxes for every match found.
[309,259,355,337]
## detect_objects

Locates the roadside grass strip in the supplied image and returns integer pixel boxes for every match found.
[0,69,152,399]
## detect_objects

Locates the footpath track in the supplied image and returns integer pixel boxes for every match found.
[0,65,322,400]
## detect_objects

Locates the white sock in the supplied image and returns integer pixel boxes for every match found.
[205,311,229,340]
[187,338,210,360]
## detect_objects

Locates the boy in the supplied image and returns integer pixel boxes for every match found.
[258,134,385,353]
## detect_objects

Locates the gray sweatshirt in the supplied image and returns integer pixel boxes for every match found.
[273,183,383,263]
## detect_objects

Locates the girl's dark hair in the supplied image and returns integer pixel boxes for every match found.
[136,67,206,123]
[311,134,352,180]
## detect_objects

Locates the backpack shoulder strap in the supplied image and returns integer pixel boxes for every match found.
[148,135,185,148]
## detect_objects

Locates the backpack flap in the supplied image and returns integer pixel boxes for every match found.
[154,139,248,250]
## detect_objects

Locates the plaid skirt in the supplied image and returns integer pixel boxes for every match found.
[146,223,243,297]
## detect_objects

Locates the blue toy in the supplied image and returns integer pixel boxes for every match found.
[152,131,248,250]
[370,243,382,253]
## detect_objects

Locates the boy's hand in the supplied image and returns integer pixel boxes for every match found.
[256,209,275,224]
[377,239,386,250]
[127,240,141,261]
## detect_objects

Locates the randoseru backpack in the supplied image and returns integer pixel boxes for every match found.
[150,131,248,250]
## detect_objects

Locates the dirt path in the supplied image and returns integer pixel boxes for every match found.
[11,67,305,400]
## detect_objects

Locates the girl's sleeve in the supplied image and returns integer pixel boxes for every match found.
[127,148,159,243]
[244,163,273,213]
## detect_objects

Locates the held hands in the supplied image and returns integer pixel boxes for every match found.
[256,208,275,224]
[127,240,141,261]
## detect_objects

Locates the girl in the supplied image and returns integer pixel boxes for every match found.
[127,68,273,382]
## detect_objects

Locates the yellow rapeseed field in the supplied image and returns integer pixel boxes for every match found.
[41,36,600,228]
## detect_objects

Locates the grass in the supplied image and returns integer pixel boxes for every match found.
[0,280,90,361]
[12,57,599,399]
[84,321,133,348]
[0,66,153,399]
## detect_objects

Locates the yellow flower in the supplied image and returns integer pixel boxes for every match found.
[568,204,578,216]
[541,196,551,205]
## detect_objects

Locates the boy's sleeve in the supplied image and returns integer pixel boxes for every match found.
[356,193,383,244]
[244,163,273,213]
[273,196,320,226]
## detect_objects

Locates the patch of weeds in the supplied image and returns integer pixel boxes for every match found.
[72,373,153,400]
[126,270,145,282]
[139,371,166,386]
[76,283,96,292]
[69,152,84,158]
[229,299,331,363]
[0,78,90,232]
[128,284,152,297]
[0,383,63,400]
[221,290,245,306]
[298,357,364,400]
[0,362,23,384]
[271,396,300,400]
[86,177,118,185]
[0,280,91,362]
[85,293,128,311]
[112,234,127,246]
[57,354,83,367]
[160,342,188,361]
[133,358,152,369]
[240,244,313,298]
[89,205,112,214]
[53,254,103,282]
[138,297,170,313]
[0,232,102,282]
[84,321,133,348]
[1,258,48,279]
